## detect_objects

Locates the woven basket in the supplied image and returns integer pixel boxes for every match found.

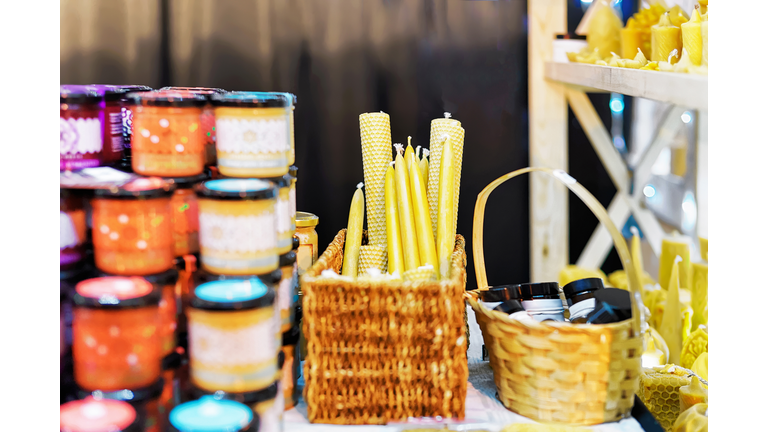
[466,167,644,426]
[301,229,469,424]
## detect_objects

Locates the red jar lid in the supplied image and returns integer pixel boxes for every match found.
[60,397,137,432]
[160,86,226,98]
[94,177,176,200]
[126,90,208,108]
[74,277,161,309]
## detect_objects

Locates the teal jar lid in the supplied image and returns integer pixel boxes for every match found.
[196,179,277,201]
[191,279,274,311]
[169,396,254,432]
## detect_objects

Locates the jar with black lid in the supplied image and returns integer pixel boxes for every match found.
[518,282,566,322]
[477,285,520,311]
[562,277,605,323]
[585,288,633,324]
[61,86,104,171]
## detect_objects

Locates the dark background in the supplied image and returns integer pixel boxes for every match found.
[61,0,636,289]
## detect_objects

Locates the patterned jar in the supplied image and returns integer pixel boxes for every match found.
[92,177,176,276]
[211,92,292,178]
[170,396,255,432]
[166,172,209,257]
[62,85,126,164]
[277,251,297,333]
[60,397,140,432]
[192,381,282,432]
[188,278,277,393]
[128,90,207,177]
[77,379,166,432]
[263,174,293,254]
[72,277,162,391]
[143,269,180,357]
[60,189,87,270]
[196,179,278,275]
[109,85,153,160]
[294,212,319,278]
[161,87,226,167]
[60,86,104,171]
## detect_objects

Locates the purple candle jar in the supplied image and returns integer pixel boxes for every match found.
[60,86,104,171]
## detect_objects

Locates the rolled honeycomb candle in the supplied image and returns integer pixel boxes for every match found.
[681,9,703,66]
[652,13,682,65]
[427,113,464,240]
[403,265,437,282]
[357,244,387,277]
[359,112,392,247]
[679,376,708,413]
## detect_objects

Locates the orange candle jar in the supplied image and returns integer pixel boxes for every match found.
[92,177,176,276]
[161,87,226,167]
[188,278,278,393]
[192,381,283,432]
[264,174,293,254]
[61,190,88,269]
[196,179,279,275]
[72,277,162,391]
[60,397,140,432]
[167,173,209,257]
[277,251,297,333]
[143,269,180,357]
[128,91,207,177]
[211,92,292,178]
[77,379,166,432]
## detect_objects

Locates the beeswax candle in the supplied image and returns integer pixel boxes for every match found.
[341,185,365,278]
[394,145,421,271]
[652,13,682,65]
[621,18,645,59]
[691,352,708,381]
[436,136,455,279]
[691,261,707,330]
[681,326,708,369]
[359,113,392,247]
[587,0,622,59]
[699,236,708,261]
[679,376,708,413]
[642,331,665,368]
[427,114,464,240]
[659,235,692,290]
[630,226,645,290]
[659,257,683,365]
[384,165,405,276]
[409,157,437,269]
[701,13,708,66]
[682,9,703,66]
[405,137,415,172]
[419,149,429,184]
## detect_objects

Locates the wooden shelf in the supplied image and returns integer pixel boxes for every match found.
[545,62,708,111]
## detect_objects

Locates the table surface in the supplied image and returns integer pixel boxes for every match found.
[283,306,645,432]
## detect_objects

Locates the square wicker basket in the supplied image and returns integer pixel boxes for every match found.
[300,229,469,424]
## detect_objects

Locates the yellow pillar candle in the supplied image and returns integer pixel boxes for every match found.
[652,13,682,64]
[701,13,708,66]
[659,234,692,290]
[427,114,464,241]
[409,157,437,268]
[681,9,703,66]
[341,184,365,278]
[384,165,405,276]
[691,261,707,330]
[419,149,430,185]
[435,136,455,279]
[393,145,421,271]
[358,112,392,247]
[620,18,646,59]
[659,257,683,365]
[679,376,708,413]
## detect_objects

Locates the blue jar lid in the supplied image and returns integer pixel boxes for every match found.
[170,396,253,432]
[191,279,274,311]
[196,179,277,201]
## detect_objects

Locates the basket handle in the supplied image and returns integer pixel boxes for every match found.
[472,167,643,335]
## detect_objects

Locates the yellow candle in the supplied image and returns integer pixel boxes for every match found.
[691,261,708,330]
[701,13,708,66]
[630,226,645,287]
[587,0,622,59]
[681,9,703,66]
[659,257,683,365]
[621,48,648,69]
[341,185,365,278]
[394,145,420,271]
[652,13,682,64]
[409,158,437,269]
[699,236,708,262]
[384,165,405,276]
[419,149,430,185]
[621,18,646,59]
[642,331,666,368]
[679,376,708,413]
[659,235,692,290]
[699,1,708,16]
[405,137,415,172]
[691,352,708,381]
[435,136,455,279]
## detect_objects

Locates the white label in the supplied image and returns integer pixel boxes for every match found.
[189,320,275,366]
[108,112,124,153]
[276,195,290,235]
[279,276,293,313]
[199,212,277,253]
[60,212,80,249]
[289,187,296,226]
[60,117,103,155]
[216,117,289,154]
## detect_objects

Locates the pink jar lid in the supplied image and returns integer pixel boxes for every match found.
[60,397,136,432]
[76,277,154,300]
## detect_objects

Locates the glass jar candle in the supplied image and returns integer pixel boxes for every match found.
[167,172,209,257]
[109,85,153,160]
[188,278,278,393]
[60,397,140,432]
[60,189,88,270]
[72,277,162,391]
[128,90,207,177]
[295,211,318,278]
[211,92,292,178]
[563,277,605,323]
[161,87,226,167]
[92,177,175,275]
[518,282,566,322]
[192,382,282,432]
[277,251,297,333]
[288,165,297,226]
[170,396,255,432]
[264,174,293,254]
[196,179,278,275]
[90,85,131,164]
[286,94,297,166]
[61,86,104,171]
[281,326,300,410]
[143,269,180,357]
[78,379,165,432]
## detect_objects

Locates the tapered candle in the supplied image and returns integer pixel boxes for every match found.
[659,256,683,365]
[691,261,708,330]
[701,13,708,66]
[652,13,682,64]
[681,9,703,66]
[436,136,455,279]
[630,226,645,289]
[384,165,405,276]
[393,145,421,271]
[419,149,430,185]
[659,234,692,290]
[341,184,365,278]
[409,157,438,269]
[405,137,415,172]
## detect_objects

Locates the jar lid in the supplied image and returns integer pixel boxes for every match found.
[517,282,560,300]
[60,397,138,432]
[478,285,520,303]
[165,172,211,190]
[261,173,291,189]
[87,84,132,102]
[97,84,153,93]
[191,279,275,311]
[77,378,164,404]
[196,179,277,201]
[296,211,319,228]
[282,323,301,346]
[94,177,176,200]
[288,165,298,180]
[277,349,285,369]
[126,90,208,108]
[191,381,279,406]
[195,269,282,286]
[211,91,292,108]
[142,268,181,287]
[292,235,300,251]
[61,85,103,105]
[279,250,297,268]
[160,86,227,98]
[562,277,605,299]
[494,299,526,315]
[586,288,633,324]
[169,396,254,432]
[74,277,161,309]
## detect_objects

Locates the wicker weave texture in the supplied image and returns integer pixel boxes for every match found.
[301,230,469,424]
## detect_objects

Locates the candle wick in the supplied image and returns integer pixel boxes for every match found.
[390,161,395,167]
[357,182,364,189]
[668,49,679,64]
[423,148,430,157]
[674,255,683,264]
[393,143,404,155]
[442,134,449,143]
[444,112,451,119]
[416,145,422,158]
[630,226,639,237]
